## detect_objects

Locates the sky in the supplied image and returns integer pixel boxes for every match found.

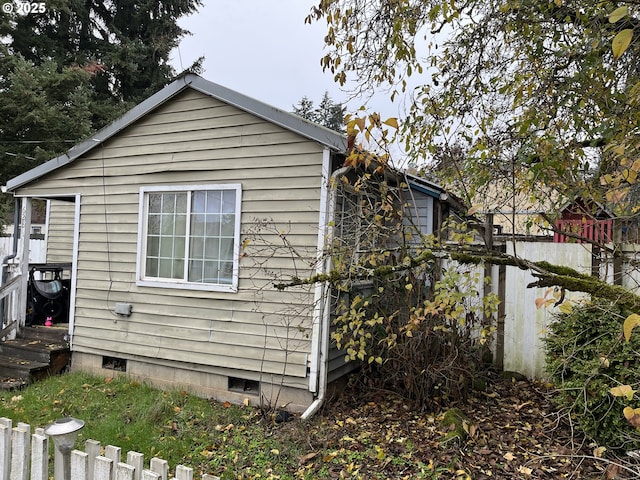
[170,0,407,123]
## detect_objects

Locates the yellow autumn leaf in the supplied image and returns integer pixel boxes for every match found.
[383,117,399,129]
[623,313,640,342]
[613,29,634,60]
[558,301,573,314]
[624,406,640,429]
[609,6,628,23]
[593,446,607,458]
[610,384,636,401]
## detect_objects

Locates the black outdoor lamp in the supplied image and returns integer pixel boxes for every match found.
[44,417,85,480]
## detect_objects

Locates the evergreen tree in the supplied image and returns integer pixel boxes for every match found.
[0,0,202,225]
[4,0,202,129]
[293,91,346,133]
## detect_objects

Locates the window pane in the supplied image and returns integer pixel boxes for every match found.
[160,237,173,257]
[219,262,233,284]
[205,237,220,259]
[192,191,206,214]
[159,259,173,278]
[146,258,158,277]
[190,237,204,258]
[206,191,222,213]
[147,236,159,256]
[148,215,160,235]
[219,238,234,262]
[204,261,218,282]
[222,190,236,213]
[174,259,184,277]
[191,213,205,236]
[174,237,185,257]
[205,215,221,236]
[149,194,162,213]
[188,260,204,282]
[220,214,235,236]
[160,214,174,235]
[176,193,187,213]
[161,194,176,213]
[175,214,187,235]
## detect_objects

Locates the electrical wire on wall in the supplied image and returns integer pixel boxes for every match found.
[99,140,119,319]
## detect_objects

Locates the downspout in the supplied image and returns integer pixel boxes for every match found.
[1,197,22,326]
[302,164,351,420]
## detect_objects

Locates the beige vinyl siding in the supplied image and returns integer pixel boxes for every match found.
[16,89,327,386]
[46,200,75,263]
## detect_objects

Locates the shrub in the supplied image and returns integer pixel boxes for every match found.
[545,300,640,450]
[332,264,496,409]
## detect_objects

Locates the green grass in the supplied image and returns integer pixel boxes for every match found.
[0,372,446,479]
[0,372,309,479]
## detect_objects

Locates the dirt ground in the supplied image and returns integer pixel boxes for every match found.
[300,375,639,479]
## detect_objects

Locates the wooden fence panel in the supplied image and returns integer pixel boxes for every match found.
[71,451,89,480]
[115,464,135,480]
[141,471,160,480]
[30,434,47,480]
[1,418,11,480]
[126,453,144,480]
[1,418,217,480]
[94,457,113,480]
[10,426,29,480]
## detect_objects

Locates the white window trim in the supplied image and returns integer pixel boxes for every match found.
[135,184,242,293]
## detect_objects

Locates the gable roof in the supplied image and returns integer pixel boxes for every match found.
[3,74,347,193]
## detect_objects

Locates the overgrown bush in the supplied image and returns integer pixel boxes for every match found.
[333,263,496,409]
[545,300,640,451]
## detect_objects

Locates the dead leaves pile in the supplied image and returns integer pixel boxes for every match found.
[289,377,630,479]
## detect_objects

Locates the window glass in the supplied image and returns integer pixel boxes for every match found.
[142,186,240,289]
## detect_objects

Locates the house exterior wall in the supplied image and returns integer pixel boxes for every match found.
[46,200,75,264]
[13,89,328,408]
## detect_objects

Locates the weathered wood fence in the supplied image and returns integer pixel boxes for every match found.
[0,418,219,480]
[0,236,46,264]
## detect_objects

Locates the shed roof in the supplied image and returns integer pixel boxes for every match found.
[3,74,348,193]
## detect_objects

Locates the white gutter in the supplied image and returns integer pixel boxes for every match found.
[302,161,351,420]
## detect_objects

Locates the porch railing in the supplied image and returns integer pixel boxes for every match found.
[0,417,220,480]
[0,273,20,337]
[554,218,614,244]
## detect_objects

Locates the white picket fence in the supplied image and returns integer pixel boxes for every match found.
[0,418,219,480]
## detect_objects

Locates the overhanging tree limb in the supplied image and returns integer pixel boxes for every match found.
[275,247,640,314]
